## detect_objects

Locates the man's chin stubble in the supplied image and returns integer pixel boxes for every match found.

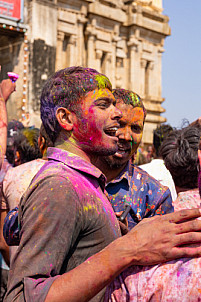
[101,155,125,170]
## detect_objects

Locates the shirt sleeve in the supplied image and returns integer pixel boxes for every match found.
[154,186,174,215]
[5,175,82,302]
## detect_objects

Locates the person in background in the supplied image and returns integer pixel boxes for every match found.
[160,125,200,199]
[12,127,42,166]
[145,145,154,163]
[0,126,42,300]
[2,124,53,253]
[0,79,16,301]
[96,89,173,230]
[105,125,201,302]
[6,120,24,167]
[134,142,147,165]
[0,79,16,170]
[140,124,177,201]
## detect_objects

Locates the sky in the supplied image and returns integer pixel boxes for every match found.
[162,0,201,128]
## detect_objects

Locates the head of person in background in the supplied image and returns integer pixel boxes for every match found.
[96,88,146,181]
[13,127,42,166]
[190,117,201,150]
[190,117,201,131]
[198,149,201,198]
[134,142,148,165]
[160,126,200,194]
[40,66,121,158]
[6,120,24,166]
[152,124,174,159]
[38,123,54,158]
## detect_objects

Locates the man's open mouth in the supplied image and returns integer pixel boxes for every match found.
[104,126,119,137]
[114,145,131,157]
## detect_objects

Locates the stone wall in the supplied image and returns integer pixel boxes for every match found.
[0,0,171,145]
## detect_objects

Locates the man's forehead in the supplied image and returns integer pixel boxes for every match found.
[116,101,144,114]
[83,87,114,101]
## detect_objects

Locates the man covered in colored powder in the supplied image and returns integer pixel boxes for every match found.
[96,89,173,230]
[4,67,201,302]
[105,126,201,301]
[140,124,177,201]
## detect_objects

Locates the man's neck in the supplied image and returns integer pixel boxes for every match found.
[94,158,127,183]
[55,137,99,165]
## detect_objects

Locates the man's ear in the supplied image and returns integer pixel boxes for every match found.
[14,150,21,166]
[56,107,75,131]
[38,135,46,155]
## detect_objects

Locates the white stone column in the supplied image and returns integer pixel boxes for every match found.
[110,41,117,87]
[105,53,112,79]
[87,34,96,68]
[140,58,147,97]
[157,47,163,98]
[95,49,103,72]
[77,15,87,66]
[128,40,139,91]
[55,32,65,70]
[68,35,77,66]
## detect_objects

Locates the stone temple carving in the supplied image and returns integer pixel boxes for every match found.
[0,0,170,145]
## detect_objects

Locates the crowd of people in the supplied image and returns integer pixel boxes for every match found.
[0,67,201,302]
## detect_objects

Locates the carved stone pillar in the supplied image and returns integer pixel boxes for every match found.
[128,39,139,91]
[56,31,65,70]
[105,52,112,78]
[77,15,87,66]
[87,34,96,68]
[95,49,103,71]
[68,35,77,66]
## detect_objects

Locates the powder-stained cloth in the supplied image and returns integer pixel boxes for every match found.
[0,158,12,210]
[1,159,46,261]
[106,161,174,230]
[1,158,45,211]
[5,147,121,302]
[105,189,201,302]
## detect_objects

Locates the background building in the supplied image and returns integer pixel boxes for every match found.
[0,0,170,145]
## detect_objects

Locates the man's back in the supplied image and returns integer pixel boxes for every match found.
[5,148,120,302]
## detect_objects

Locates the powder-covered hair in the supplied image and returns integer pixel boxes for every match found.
[39,123,54,148]
[14,128,42,164]
[154,124,174,157]
[40,66,112,143]
[112,88,146,119]
[160,126,200,189]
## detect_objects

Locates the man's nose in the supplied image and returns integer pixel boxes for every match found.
[116,128,132,142]
[111,105,122,120]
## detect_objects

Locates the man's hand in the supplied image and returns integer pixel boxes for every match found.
[0,79,16,102]
[116,211,129,235]
[120,208,201,266]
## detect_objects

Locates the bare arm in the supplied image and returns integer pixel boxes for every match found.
[0,79,16,169]
[45,208,201,302]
